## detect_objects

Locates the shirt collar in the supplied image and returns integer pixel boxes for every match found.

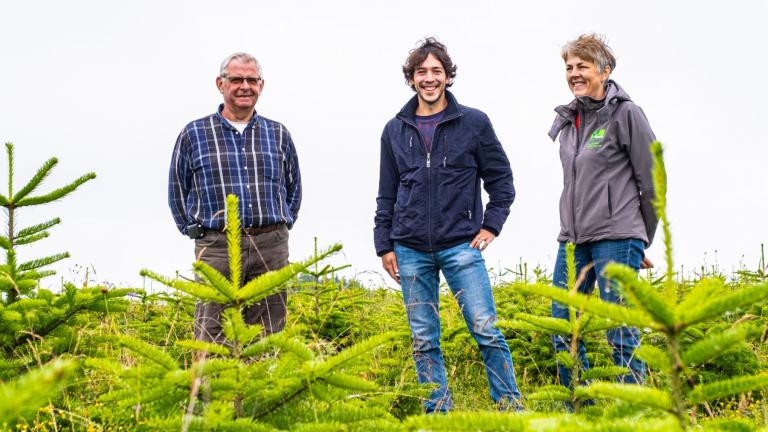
[215,104,259,130]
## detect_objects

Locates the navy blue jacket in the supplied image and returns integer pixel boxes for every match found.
[374,91,515,256]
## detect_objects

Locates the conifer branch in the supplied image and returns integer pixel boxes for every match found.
[581,366,631,381]
[113,335,179,371]
[512,313,572,334]
[15,172,96,207]
[676,281,768,327]
[6,143,14,199]
[634,344,671,371]
[650,141,675,301]
[11,157,57,203]
[0,359,77,423]
[242,332,315,360]
[583,382,673,411]
[689,374,768,404]
[225,195,242,292]
[18,252,70,271]
[603,263,675,329]
[515,283,661,330]
[322,372,377,391]
[13,232,48,246]
[681,324,760,368]
[221,308,262,346]
[176,339,231,356]
[526,385,572,401]
[17,218,61,238]
[674,278,725,316]
[140,269,230,303]
[193,261,237,301]
[237,262,306,303]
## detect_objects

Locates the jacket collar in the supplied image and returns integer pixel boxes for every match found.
[548,80,632,141]
[396,90,463,125]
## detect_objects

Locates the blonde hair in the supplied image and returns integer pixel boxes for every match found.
[561,34,616,74]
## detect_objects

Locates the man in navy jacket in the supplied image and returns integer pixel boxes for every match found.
[373,38,521,412]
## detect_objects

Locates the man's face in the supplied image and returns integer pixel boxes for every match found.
[216,59,264,114]
[409,53,448,107]
[565,54,610,100]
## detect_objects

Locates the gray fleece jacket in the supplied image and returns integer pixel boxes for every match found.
[548,80,658,246]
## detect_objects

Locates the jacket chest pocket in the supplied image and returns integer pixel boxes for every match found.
[394,134,423,172]
[441,134,477,170]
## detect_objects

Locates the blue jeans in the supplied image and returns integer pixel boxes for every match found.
[394,242,521,412]
[551,239,647,389]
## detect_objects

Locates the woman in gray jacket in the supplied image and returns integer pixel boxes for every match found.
[547,34,657,390]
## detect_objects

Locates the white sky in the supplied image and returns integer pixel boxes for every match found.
[2,0,766,290]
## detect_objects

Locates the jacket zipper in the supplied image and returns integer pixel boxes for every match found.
[400,111,461,252]
[571,107,584,242]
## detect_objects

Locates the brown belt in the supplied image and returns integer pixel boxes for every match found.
[242,224,284,236]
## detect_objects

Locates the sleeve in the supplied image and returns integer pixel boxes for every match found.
[623,105,658,246]
[476,114,515,236]
[373,126,399,256]
[168,128,193,235]
[283,127,302,227]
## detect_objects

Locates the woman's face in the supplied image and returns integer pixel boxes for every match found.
[565,54,610,100]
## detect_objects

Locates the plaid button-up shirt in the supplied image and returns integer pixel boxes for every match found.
[169,105,302,235]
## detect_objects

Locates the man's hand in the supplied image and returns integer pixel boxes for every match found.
[381,251,399,283]
[470,229,496,251]
[640,256,654,269]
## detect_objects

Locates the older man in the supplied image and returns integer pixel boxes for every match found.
[169,52,301,342]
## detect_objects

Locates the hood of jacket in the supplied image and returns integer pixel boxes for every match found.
[548,80,632,141]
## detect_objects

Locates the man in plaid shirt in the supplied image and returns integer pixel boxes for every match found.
[169,52,301,342]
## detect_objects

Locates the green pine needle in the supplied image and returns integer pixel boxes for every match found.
[11,157,57,203]
[584,382,673,411]
[689,373,768,404]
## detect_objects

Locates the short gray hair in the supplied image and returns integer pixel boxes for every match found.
[561,34,616,74]
[219,52,263,78]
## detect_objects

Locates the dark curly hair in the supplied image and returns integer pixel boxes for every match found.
[402,37,457,91]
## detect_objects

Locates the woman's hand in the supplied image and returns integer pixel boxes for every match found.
[640,256,654,269]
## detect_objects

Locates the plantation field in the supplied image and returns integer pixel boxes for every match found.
[2,141,768,431]
[3,248,768,431]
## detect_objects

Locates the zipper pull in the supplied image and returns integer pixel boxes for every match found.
[409,136,413,148]
[468,210,472,220]
[443,156,446,167]
[426,152,431,168]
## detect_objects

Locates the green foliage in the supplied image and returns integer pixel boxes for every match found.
[581,383,673,411]
[508,141,768,429]
[0,358,77,423]
[689,374,768,404]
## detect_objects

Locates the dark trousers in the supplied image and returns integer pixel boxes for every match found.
[193,225,290,343]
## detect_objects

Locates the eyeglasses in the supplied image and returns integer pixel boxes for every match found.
[222,76,263,86]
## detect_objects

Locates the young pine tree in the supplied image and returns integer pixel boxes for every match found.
[0,142,131,360]
[513,141,768,431]
[86,194,399,430]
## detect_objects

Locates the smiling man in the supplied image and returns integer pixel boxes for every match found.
[169,52,301,343]
[373,38,522,412]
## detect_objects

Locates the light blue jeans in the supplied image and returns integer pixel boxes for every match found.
[551,239,647,389]
[394,241,521,412]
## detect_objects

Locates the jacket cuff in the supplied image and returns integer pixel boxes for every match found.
[376,249,394,257]
[482,225,500,236]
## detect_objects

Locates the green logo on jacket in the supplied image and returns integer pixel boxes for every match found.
[586,128,606,149]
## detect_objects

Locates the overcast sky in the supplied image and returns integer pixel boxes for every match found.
[2,0,766,290]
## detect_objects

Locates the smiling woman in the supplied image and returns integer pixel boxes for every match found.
[546,33,659,399]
